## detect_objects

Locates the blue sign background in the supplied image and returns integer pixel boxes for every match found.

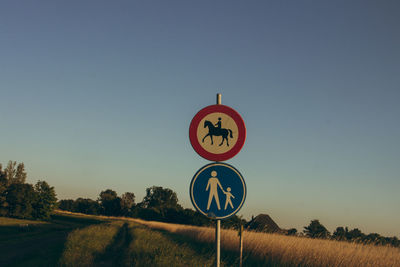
[190,163,246,219]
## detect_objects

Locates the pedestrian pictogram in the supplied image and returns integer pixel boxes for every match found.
[190,162,246,219]
[189,104,246,161]
[206,170,224,210]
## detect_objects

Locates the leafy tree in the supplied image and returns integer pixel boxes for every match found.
[15,163,27,184]
[99,189,121,216]
[364,233,384,245]
[0,161,57,220]
[304,219,330,238]
[140,186,182,219]
[0,164,8,216]
[4,161,16,186]
[222,215,247,229]
[142,186,180,210]
[181,209,212,226]
[333,226,347,240]
[388,236,400,247]
[347,228,364,241]
[6,183,36,219]
[0,164,5,180]
[32,180,57,219]
[287,228,298,236]
[4,161,27,185]
[120,192,135,215]
[58,199,75,211]
[136,207,163,221]
[74,198,100,215]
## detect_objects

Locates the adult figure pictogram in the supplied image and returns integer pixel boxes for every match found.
[202,119,233,147]
[206,170,224,210]
[224,187,235,210]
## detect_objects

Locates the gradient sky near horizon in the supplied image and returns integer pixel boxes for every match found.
[1,1,399,236]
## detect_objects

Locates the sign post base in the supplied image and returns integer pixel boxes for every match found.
[216,219,220,267]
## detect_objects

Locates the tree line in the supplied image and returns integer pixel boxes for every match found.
[58,186,245,229]
[59,188,399,248]
[0,161,57,220]
[287,219,400,247]
[2,160,397,248]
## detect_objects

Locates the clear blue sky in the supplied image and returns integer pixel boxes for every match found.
[1,1,399,237]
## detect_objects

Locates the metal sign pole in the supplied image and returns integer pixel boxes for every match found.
[216,219,221,267]
[190,92,246,267]
[239,224,243,267]
[215,93,221,267]
[217,93,222,105]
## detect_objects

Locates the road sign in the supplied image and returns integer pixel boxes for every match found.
[189,104,246,161]
[190,162,246,219]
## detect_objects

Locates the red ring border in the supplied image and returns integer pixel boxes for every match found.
[189,104,246,161]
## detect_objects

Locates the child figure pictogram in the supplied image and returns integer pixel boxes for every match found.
[224,187,235,209]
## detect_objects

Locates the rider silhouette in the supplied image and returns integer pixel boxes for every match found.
[215,118,222,129]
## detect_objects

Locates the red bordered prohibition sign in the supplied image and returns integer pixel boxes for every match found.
[189,104,246,161]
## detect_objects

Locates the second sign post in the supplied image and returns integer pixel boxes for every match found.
[189,93,246,267]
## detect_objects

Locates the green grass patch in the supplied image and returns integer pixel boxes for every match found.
[0,216,47,226]
[59,221,123,266]
[0,213,106,267]
[0,213,259,266]
[126,223,215,267]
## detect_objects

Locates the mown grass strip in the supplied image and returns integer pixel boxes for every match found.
[0,214,105,266]
[126,223,215,267]
[0,216,48,226]
[94,222,133,266]
[59,221,123,267]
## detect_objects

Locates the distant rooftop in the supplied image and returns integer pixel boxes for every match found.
[245,214,280,233]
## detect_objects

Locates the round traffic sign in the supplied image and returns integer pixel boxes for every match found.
[190,162,246,219]
[189,104,246,161]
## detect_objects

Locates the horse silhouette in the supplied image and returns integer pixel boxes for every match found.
[202,120,233,146]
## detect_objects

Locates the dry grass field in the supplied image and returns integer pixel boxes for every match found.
[2,211,399,266]
[132,218,400,267]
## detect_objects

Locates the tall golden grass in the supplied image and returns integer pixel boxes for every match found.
[131,218,400,267]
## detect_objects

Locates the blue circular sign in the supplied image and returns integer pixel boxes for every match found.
[190,163,246,219]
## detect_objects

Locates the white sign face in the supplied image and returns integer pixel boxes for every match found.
[196,112,239,155]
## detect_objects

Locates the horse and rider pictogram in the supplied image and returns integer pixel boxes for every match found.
[189,104,246,161]
[202,118,233,147]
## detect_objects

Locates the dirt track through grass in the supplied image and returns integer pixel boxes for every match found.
[5,211,399,267]
[61,221,217,267]
[126,224,216,267]
[94,223,133,266]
